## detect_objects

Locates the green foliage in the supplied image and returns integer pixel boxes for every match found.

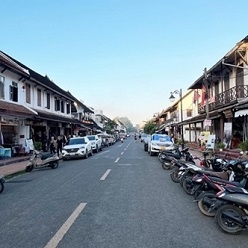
[143,121,157,134]
[238,140,248,151]
[216,142,225,149]
[104,119,116,134]
[175,138,182,145]
[34,141,42,151]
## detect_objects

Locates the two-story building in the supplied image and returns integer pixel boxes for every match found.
[158,35,248,149]
[0,51,104,155]
[187,35,248,148]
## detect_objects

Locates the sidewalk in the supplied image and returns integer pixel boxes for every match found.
[0,156,30,177]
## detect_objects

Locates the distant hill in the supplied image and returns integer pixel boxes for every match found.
[115,117,137,133]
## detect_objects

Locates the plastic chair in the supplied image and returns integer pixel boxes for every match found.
[0,148,6,159]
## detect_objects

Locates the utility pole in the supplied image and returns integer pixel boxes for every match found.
[203,68,210,132]
[204,67,209,120]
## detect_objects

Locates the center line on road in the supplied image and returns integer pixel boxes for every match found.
[45,203,87,248]
[121,152,124,155]
[115,157,120,163]
[100,169,111,180]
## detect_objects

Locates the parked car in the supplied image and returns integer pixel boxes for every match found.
[148,134,174,156]
[141,133,149,142]
[62,136,93,160]
[86,135,102,153]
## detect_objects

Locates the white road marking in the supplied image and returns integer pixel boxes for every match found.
[100,169,111,180]
[44,203,87,248]
[115,157,120,163]
[121,152,124,155]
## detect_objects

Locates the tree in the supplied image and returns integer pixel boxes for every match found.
[143,121,157,134]
[104,119,116,134]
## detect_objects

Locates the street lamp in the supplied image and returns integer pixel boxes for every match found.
[169,89,184,148]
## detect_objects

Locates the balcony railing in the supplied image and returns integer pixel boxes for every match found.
[198,85,248,114]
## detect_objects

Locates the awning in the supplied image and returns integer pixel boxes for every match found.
[32,109,87,127]
[235,109,248,117]
[0,100,37,117]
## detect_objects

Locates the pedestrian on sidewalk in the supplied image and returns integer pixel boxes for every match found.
[49,136,56,154]
[56,135,63,156]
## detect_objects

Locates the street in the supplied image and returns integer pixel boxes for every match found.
[1,138,248,248]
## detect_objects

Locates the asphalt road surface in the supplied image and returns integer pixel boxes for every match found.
[1,137,248,248]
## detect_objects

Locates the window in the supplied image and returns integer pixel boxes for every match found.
[61,100,64,113]
[186,109,192,117]
[55,98,60,111]
[10,81,18,102]
[46,93,50,109]
[66,102,70,114]
[0,75,4,99]
[37,89,41,106]
[26,83,31,103]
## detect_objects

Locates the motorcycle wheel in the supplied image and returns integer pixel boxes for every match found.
[170,168,180,183]
[50,161,59,169]
[162,161,172,170]
[215,205,245,234]
[198,193,217,217]
[182,176,195,195]
[179,172,189,186]
[85,150,89,159]
[194,189,203,200]
[0,180,4,194]
[25,165,34,172]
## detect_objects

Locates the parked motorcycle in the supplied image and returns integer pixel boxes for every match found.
[25,150,59,172]
[210,186,248,234]
[194,161,248,217]
[194,172,248,217]
[159,147,195,170]
[0,175,5,194]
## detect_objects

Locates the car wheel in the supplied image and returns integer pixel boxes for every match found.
[85,150,88,159]
[96,145,99,153]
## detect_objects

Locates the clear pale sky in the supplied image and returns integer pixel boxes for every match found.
[1,0,247,125]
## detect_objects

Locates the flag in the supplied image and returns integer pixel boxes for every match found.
[193,89,200,104]
[201,85,206,105]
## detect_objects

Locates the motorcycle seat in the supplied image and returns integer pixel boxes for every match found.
[208,176,242,187]
[199,170,229,180]
[40,152,54,160]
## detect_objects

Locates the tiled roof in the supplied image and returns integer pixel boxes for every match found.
[0,51,74,101]
[0,100,37,117]
[32,109,85,126]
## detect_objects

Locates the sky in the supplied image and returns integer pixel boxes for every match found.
[1,0,248,125]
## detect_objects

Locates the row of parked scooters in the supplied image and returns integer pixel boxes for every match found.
[157,146,248,235]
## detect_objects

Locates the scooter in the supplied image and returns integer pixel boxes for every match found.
[0,175,5,194]
[25,150,59,172]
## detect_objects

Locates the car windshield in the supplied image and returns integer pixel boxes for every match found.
[68,138,86,145]
[87,136,95,141]
[152,135,171,142]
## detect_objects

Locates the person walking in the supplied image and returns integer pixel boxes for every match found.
[49,136,56,154]
[56,135,63,156]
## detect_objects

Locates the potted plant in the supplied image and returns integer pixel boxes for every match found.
[238,140,248,152]
[216,142,225,151]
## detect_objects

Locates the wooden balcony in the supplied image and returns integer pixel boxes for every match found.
[198,85,248,114]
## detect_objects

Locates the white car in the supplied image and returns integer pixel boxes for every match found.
[86,135,102,153]
[62,136,93,160]
[148,134,174,156]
